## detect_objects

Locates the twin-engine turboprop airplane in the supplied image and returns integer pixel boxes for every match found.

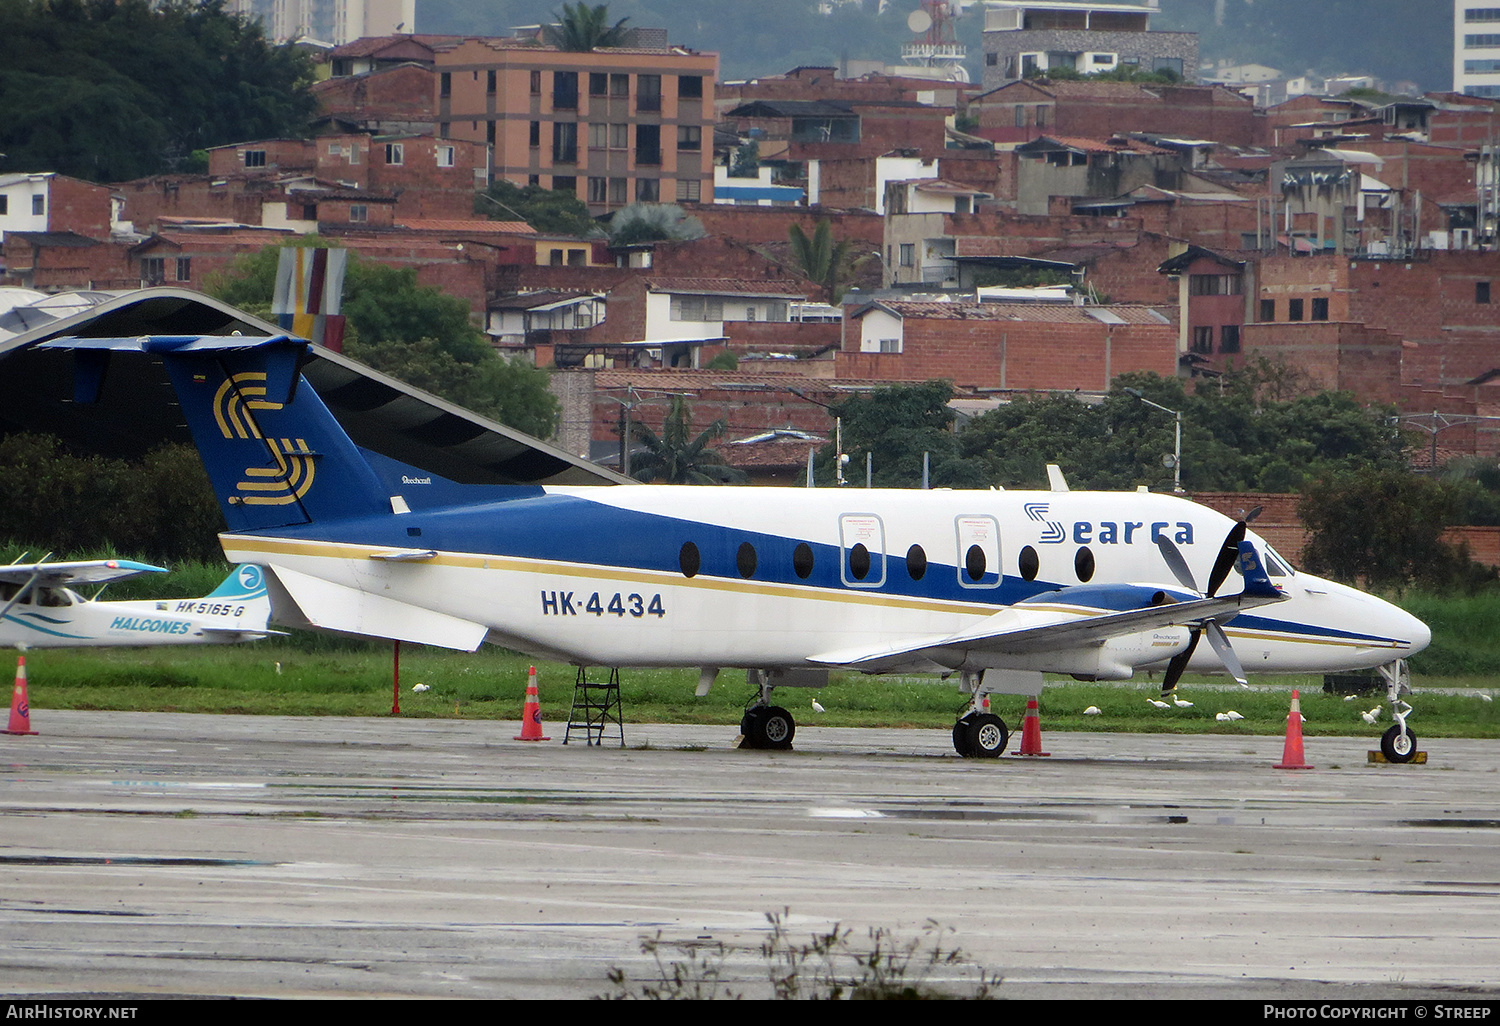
[0,560,275,649]
[39,333,1432,760]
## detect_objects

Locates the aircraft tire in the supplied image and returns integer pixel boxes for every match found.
[952,716,976,757]
[965,714,1009,759]
[740,706,767,748]
[760,706,795,750]
[741,705,794,750]
[1381,724,1418,763]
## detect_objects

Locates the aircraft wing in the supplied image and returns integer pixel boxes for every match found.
[0,559,168,587]
[810,540,1286,673]
[809,590,1282,672]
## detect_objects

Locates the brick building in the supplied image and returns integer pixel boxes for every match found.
[313,62,443,136]
[1240,251,1500,454]
[432,34,718,215]
[0,173,113,244]
[841,299,1177,390]
[0,232,122,291]
[971,80,1255,147]
[1156,245,1249,367]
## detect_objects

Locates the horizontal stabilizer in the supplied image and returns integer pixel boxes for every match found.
[265,564,488,651]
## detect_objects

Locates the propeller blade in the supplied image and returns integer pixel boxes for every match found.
[1203,619,1249,687]
[1155,536,1199,593]
[1205,522,1248,597]
[1161,627,1202,694]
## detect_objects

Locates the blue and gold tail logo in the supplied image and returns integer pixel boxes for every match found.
[214,373,317,507]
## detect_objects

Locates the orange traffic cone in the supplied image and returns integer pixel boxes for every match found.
[514,666,551,741]
[1014,696,1050,756]
[4,655,38,736]
[1274,689,1312,769]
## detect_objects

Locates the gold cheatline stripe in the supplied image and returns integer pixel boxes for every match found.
[220,536,1409,649]
[220,535,1000,616]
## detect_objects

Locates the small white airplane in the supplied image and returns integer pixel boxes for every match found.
[0,560,274,649]
[38,332,1431,761]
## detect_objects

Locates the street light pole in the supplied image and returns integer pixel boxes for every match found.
[1124,387,1183,493]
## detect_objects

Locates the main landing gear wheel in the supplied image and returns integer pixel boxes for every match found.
[1381,724,1418,763]
[953,713,1009,758]
[741,705,795,750]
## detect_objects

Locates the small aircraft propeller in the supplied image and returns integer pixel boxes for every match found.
[1156,522,1253,694]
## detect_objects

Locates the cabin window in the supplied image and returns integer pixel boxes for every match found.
[737,542,758,579]
[1075,546,1095,583]
[848,543,871,581]
[793,543,815,580]
[906,544,927,581]
[1019,545,1039,581]
[679,542,700,578]
[965,545,987,583]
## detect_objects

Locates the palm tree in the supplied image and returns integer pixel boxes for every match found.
[630,397,746,484]
[545,3,629,51]
[788,219,853,303]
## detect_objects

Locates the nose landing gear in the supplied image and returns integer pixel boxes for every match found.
[1376,660,1420,764]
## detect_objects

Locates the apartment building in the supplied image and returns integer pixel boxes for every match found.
[1456,2,1500,97]
[433,36,718,214]
[980,0,1196,88]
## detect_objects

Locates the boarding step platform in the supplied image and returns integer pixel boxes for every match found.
[564,666,625,747]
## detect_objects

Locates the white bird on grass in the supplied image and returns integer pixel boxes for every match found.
[1172,695,1194,708]
[1146,698,1171,709]
[811,698,826,713]
[412,683,430,693]
[1360,706,1381,724]
[1083,706,1102,715]
[1215,710,1244,722]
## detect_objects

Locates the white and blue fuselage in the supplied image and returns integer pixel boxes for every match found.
[218,483,1428,680]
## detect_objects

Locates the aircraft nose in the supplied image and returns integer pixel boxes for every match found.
[1402,608,1432,656]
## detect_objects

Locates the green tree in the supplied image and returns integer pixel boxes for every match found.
[0,434,222,563]
[346,338,559,439]
[477,179,599,237]
[819,381,989,489]
[544,2,628,51]
[729,141,760,179]
[1299,469,1492,594]
[958,369,1409,493]
[0,0,316,181]
[630,397,745,484]
[787,220,853,304]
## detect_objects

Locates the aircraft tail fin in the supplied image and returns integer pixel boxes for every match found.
[196,565,276,637]
[206,565,269,602]
[42,335,390,532]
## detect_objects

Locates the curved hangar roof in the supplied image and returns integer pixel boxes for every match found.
[0,287,626,487]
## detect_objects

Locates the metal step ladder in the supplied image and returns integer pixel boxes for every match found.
[564,666,624,747]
